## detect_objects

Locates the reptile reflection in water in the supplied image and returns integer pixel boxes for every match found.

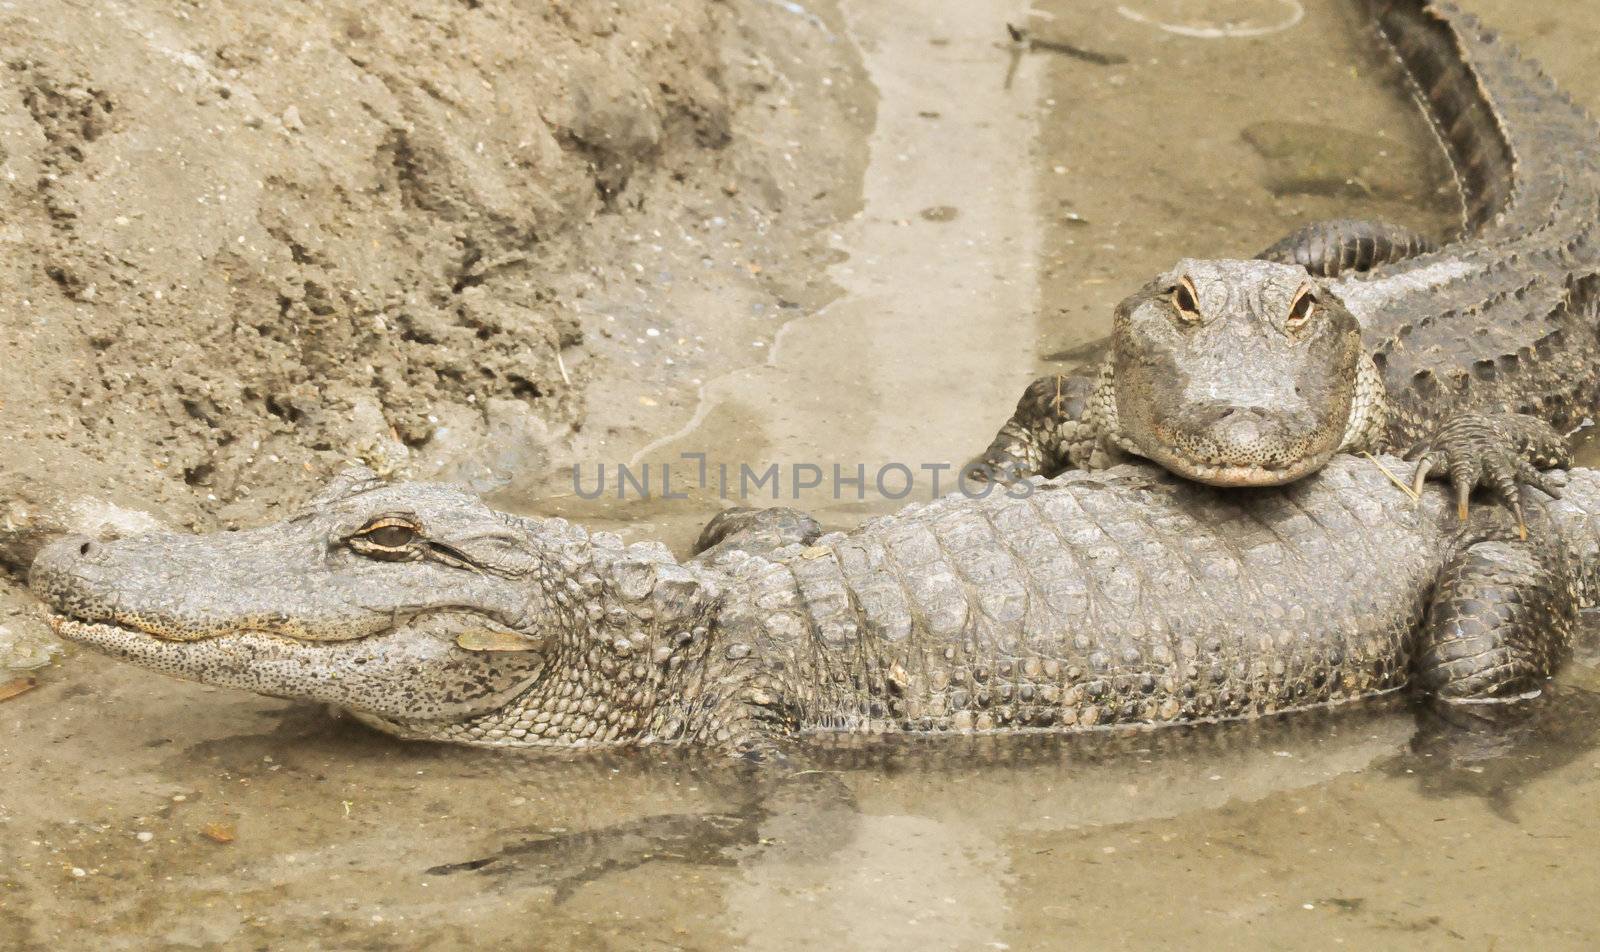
[423,687,1600,901]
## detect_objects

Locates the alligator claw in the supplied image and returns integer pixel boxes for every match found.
[969,372,1100,484]
[960,457,1024,486]
[1405,412,1570,528]
[1516,461,1567,500]
[1409,456,1434,497]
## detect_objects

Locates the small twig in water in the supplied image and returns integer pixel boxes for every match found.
[1006,24,1128,67]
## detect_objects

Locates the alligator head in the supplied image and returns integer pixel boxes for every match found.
[1096,258,1380,486]
[29,468,724,747]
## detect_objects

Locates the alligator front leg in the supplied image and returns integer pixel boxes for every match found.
[1407,412,1571,529]
[965,372,1115,482]
[1256,219,1438,277]
[691,507,822,561]
[1415,538,1578,703]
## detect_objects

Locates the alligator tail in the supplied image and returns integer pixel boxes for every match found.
[1365,0,1599,239]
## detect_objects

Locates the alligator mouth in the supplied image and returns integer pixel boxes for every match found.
[1137,446,1333,487]
[45,608,384,646]
[50,614,210,645]
[47,614,297,647]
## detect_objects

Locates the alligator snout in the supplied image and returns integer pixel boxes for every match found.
[1181,403,1310,457]
[28,525,374,644]
[29,534,114,621]
[1130,399,1338,487]
[37,533,105,565]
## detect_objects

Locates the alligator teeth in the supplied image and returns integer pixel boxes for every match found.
[50,615,171,643]
[49,617,131,642]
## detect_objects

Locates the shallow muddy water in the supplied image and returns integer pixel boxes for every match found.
[9,1,1600,949]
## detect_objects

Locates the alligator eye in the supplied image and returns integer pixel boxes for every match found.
[356,518,419,549]
[1171,276,1202,323]
[366,526,416,547]
[1286,285,1318,331]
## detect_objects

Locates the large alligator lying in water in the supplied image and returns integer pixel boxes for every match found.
[975,0,1600,518]
[29,459,1599,753]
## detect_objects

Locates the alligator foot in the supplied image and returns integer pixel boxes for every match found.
[1256,218,1438,277]
[692,507,823,561]
[966,372,1103,483]
[1405,412,1570,529]
[1415,538,1578,703]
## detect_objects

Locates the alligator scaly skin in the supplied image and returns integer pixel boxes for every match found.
[695,459,1599,739]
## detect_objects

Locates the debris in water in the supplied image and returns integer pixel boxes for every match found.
[1007,23,1128,66]
[0,677,37,702]
[1242,119,1419,199]
[200,822,236,844]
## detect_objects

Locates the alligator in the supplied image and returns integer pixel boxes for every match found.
[972,0,1600,521]
[28,459,1600,753]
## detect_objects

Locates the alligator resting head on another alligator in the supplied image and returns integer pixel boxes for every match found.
[29,458,1600,755]
[1093,258,1378,487]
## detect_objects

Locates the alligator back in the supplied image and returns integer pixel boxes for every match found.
[1331,1,1600,443]
[717,460,1460,735]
